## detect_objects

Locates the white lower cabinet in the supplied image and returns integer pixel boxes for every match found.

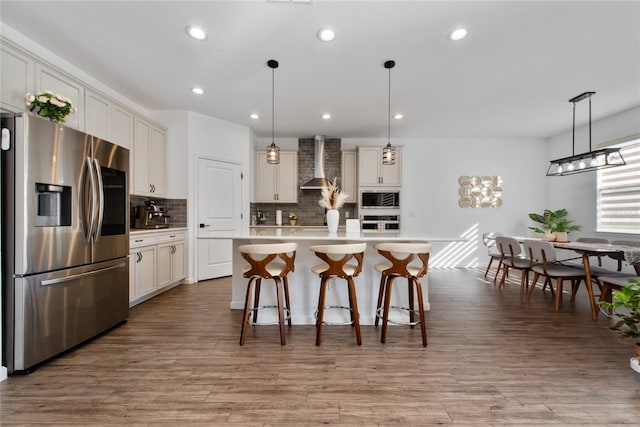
[129,230,186,306]
[157,232,186,288]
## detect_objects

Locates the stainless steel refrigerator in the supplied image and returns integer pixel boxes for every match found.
[1,113,129,374]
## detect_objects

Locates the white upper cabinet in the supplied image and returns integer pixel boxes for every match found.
[133,117,166,197]
[254,150,298,203]
[357,146,402,187]
[84,90,110,141]
[109,104,134,150]
[35,64,83,130]
[341,150,357,203]
[1,43,33,113]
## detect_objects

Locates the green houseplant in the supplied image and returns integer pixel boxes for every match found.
[528,209,581,242]
[598,278,640,362]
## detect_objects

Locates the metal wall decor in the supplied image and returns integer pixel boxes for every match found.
[459,176,503,208]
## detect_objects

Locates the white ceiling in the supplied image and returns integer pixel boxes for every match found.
[1,1,639,140]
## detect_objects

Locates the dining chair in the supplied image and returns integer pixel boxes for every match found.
[597,275,640,311]
[525,239,587,311]
[482,232,503,283]
[576,237,609,267]
[495,236,531,298]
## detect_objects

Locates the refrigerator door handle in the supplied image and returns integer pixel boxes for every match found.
[93,158,105,242]
[81,157,97,242]
[40,262,127,286]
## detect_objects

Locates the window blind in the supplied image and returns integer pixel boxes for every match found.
[597,140,640,233]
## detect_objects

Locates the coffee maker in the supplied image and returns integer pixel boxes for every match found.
[134,200,170,229]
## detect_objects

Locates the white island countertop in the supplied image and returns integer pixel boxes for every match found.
[198,226,464,243]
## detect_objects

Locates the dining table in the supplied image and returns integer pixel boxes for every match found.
[514,238,640,320]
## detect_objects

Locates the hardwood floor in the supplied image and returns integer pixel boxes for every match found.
[2,267,639,425]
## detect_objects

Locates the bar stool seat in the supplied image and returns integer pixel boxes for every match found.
[238,242,297,346]
[374,242,431,347]
[310,242,367,346]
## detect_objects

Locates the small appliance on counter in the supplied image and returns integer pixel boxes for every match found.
[134,200,171,229]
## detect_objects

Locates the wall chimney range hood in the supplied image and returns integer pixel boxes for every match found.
[300,135,330,190]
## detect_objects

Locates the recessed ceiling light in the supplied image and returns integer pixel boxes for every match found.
[317,28,336,42]
[449,28,468,41]
[322,113,331,120]
[393,113,403,120]
[191,87,204,95]
[250,113,259,120]
[186,25,207,41]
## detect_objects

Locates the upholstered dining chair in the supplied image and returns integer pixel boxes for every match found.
[576,237,609,267]
[525,239,587,311]
[482,232,503,283]
[495,236,531,297]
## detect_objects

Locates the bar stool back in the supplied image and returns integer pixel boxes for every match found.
[238,242,297,346]
[374,242,431,347]
[309,242,367,346]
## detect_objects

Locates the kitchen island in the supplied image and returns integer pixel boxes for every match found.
[198,227,465,325]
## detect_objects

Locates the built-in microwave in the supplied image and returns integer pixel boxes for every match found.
[360,191,400,209]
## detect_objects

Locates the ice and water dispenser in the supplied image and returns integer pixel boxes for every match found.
[34,183,71,227]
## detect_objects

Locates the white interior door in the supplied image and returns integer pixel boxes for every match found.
[197,157,242,280]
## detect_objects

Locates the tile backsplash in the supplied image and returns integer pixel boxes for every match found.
[251,137,356,226]
[130,196,187,228]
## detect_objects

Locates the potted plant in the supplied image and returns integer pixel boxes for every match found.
[528,208,581,242]
[288,212,297,226]
[598,278,640,368]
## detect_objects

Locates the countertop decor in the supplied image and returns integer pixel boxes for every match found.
[25,91,76,123]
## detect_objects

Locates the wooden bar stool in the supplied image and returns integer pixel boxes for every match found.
[309,243,367,346]
[374,242,431,347]
[238,242,297,346]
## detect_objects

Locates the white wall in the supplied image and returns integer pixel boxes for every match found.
[343,137,548,267]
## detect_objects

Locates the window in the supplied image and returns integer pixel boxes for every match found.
[597,139,640,233]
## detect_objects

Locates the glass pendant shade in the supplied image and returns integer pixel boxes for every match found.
[266,141,280,164]
[266,59,280,164]
[547,91,625,176]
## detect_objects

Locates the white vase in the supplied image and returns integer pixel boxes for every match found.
[326,209,339,233]
[543,230,556,241]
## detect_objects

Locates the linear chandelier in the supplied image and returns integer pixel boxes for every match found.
[546,91,625,176]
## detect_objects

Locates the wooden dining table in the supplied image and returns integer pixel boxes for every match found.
[513,238,640,320]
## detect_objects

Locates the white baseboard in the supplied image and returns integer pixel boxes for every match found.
[0,366,8,382]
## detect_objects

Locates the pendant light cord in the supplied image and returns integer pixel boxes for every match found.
[271,66,275,143]
[387,65,391,144]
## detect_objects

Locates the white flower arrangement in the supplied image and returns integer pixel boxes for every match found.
[25,91,76,123]
[318,178,348,210]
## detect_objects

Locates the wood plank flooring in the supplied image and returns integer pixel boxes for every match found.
[2,267,640,425]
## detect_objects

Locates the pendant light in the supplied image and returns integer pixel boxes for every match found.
[266,59,280,164]
[382,60,396,165]
[546,91,625,176]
